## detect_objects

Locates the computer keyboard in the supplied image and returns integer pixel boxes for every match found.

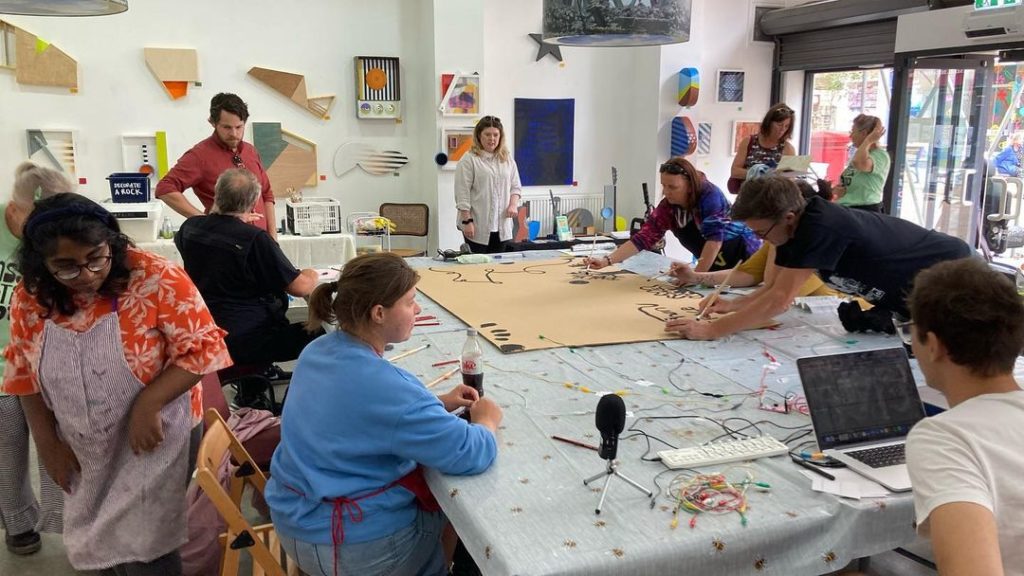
[846,443,906,468]
[657,435,789,469]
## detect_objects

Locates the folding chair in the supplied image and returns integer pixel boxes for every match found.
[379,202,429,257]
[195,409,300,576]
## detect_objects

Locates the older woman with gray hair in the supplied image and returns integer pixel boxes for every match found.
[0,162,69,556]
[174,169,321,405]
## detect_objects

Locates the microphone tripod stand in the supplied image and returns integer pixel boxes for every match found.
[583,459,653,515]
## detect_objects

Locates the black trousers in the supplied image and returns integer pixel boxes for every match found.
[465,232,509,254]
[227,321,324,366]
[848,203,883,213]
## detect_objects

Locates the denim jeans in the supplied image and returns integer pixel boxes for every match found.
[279,509,446,576]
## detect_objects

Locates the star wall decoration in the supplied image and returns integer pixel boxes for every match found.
[529,33,563,63]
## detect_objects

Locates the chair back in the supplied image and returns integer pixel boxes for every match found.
[196,409,299,576]
[379,203,429,256]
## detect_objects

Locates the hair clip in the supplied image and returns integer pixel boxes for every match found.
[34,186,43,201]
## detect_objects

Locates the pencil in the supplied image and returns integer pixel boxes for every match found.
[388,344,430,362]
[414,322,441,327]
[792,455,836,481]
[551,435,599,451]
[426,367,460,389]
[695,260,743,321]
[432,359,459,368]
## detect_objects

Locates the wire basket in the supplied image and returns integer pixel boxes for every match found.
[286,198,343,235]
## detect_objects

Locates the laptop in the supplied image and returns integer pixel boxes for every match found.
[775,154,812,174]
[797,348,926,492]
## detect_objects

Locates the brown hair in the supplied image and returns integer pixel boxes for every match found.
[732,175,806,221]
[209,92,250,124]
[470,115,510,163]
[759,103,795,143]
[306,253,420,333]
[908,258,1024,377]
[659,156,706,206]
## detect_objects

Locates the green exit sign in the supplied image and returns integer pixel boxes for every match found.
[976,0,1018,9]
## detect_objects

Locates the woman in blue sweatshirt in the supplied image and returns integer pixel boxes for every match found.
[265,253,502,576]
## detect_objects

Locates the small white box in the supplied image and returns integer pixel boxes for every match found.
[103,200,163,242]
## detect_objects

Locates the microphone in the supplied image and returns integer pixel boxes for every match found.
[595,394,626,461]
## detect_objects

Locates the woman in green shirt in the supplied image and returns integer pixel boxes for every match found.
[834,114,890,212]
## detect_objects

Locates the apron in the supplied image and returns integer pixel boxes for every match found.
[37,306,192,570]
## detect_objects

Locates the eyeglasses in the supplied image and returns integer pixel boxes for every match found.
[892,317,914,346]
[479,115,502,126]
[232,155,244,168]
[752,219,780,240]
[49,255,112,280]
[659,162,686,175]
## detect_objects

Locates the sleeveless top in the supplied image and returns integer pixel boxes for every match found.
[743,134,787,169]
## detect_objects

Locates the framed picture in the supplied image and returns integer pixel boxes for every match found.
[439,73,481,117]
[732,120,761,155]
[717,69,745,103]
[696,121,712,156]
[750,4,783,43]
[440,126,475,170]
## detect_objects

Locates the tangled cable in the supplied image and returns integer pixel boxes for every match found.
[666,467,770,529]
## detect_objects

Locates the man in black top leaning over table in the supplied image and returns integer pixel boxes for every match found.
[665,175,973,340]
[175,168,321,367]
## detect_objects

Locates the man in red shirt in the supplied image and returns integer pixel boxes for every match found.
[155,93,277,239]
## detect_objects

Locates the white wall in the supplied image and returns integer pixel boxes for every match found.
[0,0,782,253]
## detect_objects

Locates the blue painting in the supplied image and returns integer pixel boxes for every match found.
[514,98,575,186]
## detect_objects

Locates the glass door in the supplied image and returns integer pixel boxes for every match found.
[894,56,994,246]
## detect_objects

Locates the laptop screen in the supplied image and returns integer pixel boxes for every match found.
[797,348,925,450]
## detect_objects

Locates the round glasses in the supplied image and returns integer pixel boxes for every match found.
[50,255,112,280]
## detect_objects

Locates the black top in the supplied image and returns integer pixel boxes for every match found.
[775,197,972,314]
[175,214,299,340]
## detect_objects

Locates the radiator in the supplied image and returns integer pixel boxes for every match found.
[521,193,606,234]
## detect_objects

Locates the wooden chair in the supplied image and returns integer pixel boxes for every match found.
[379,202,429,257]
[196,409,300,576]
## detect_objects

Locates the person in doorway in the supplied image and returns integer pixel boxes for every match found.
[266,253,501,576]
[454,115,523,253]
[155,93,277,239]
[665,175,972,340]
[175,169,320,371]
[3,193,231,575]
[994,132,1023,177]
[728,103,797,193]
[0,162,67,556]
[833,114,890,212]
[586,157,761,273]
[903,257,1024,575]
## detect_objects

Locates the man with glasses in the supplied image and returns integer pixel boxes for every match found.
[903,258,1024,574]
[665,175,971,340]
[155,93,277,239]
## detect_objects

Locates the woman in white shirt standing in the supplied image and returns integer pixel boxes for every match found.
[454,116,523,253]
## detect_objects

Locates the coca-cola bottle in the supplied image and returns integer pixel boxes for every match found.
[460,329,483,421]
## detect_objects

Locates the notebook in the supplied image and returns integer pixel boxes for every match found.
[775,154,812,173]
[797,348,926,492]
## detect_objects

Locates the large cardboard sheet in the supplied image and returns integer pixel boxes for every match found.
[416,258,705,353]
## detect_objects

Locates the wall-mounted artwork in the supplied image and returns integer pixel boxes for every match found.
[717,69,745,103]
[0,19,77,91]
[144,48,199,100]
[252,122,318,197]
[732,120,762,154]
[528,33,563,62]
[677,67,699,108]
[670,116,696,157]
[333,142,409,177]
[514,98,575,186]
[439,73,481,117]
[27,129,77,176]
[696,121,712,156]
[248,66,335,120]
[354,56,401,120]
[121,132,170,180]
[440,127,475,170]
[751,5,783,43]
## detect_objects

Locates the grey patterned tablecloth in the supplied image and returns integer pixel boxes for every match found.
[402,254,921,576]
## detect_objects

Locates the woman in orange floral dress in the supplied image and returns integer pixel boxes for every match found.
[2,193,232,576]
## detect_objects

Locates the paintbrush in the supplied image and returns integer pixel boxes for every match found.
[388,343,430,362]
[426,366,460,389]
[584,234,600,274]
[695,260,743,321]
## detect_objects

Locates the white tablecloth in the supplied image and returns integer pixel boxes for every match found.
[137,233,357,269]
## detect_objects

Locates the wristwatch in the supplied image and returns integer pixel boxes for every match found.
[461,218,474,225]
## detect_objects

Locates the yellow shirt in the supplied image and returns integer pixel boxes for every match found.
[736,244,839,297]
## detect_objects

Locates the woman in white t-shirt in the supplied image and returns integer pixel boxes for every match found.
[454,116,523,253]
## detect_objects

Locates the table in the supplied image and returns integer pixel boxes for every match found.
[137,233,357,269]
[397,251,925,575]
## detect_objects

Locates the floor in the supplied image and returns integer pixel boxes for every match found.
[1,377,939,576]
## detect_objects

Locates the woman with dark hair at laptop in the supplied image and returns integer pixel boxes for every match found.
[585,156,760,274]
[727,103,796,194]
[903,258,1024,576]
[832,115,890,212]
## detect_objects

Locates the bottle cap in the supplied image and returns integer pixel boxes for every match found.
[467,328,477,336]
